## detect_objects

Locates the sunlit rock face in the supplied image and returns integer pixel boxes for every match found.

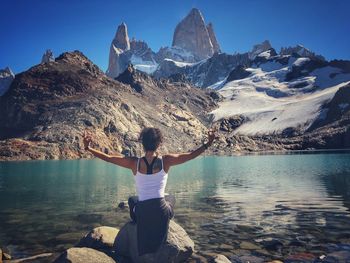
[206,22,221,54]
[172,8,216,60]
[106,22,131,78]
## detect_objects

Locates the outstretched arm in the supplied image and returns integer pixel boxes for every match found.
[163,129,216,169]
[82,131,135,170]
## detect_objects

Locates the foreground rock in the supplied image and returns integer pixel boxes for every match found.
[4,253,56,263]
[77,226,119,250]
[53,247,115,263]
[114,220,195,263]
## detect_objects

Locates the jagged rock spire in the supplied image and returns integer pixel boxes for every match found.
[172,8,219,60]
[111,22,130,51]
[206,22,220,53]
[106,22,131,78]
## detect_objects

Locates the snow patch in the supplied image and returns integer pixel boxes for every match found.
[130,54,158,74]
[293,57,310,67]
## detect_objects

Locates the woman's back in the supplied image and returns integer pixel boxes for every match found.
[134,156,168,201]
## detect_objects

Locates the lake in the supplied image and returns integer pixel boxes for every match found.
[0,153,350,260]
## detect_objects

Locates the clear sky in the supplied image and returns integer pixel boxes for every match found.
[1,0,349,73]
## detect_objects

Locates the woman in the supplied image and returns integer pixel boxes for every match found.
[82,127,215,255]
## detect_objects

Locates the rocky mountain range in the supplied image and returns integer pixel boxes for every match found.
[0,51,218,160]
[0,8,349,160]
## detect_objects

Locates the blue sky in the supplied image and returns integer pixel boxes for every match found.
[1,0,350,73]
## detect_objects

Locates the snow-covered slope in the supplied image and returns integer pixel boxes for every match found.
[211,55,350,135]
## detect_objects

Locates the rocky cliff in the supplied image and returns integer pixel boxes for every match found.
[172,8,217,60]
[0,51,218,161]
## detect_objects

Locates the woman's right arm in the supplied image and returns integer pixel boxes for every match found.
[82,131,136,170]
[163,129,216,170]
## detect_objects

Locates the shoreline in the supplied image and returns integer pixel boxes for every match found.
[1,148,350,163]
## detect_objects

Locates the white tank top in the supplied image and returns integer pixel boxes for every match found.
[134,156,168,201]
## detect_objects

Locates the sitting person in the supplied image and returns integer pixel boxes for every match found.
[82,127,215,255]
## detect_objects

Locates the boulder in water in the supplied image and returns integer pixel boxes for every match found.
[113,220,194,263]
[76,226,119,250]
[53,247,116,263]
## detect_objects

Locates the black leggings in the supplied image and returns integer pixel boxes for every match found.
[128,195,176,222]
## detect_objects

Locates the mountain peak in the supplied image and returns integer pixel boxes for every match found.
[113,22,130,51]
[172,8,216,60]
[41,49,55,63]
[206,22,221,53]
[249,40,272,60]
[280,44,325,60]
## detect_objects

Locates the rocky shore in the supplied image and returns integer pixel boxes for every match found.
[2,215,350,263]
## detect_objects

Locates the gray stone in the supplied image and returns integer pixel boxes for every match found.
[77,226,119,250]
[209,254,231,263]
[206,23,220,54]
[114,220,194,263]
[230,255,264,263]
[53,247,116,263]
[6,253,55,263]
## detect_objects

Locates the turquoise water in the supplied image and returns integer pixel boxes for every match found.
[0,153,350,259]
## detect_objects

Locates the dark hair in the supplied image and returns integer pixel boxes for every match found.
[139,127,163,151]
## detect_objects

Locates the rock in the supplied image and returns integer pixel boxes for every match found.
[285,252,316,262]
[114,220,194,263]
[2,252,11,260]
[249,40,272,60]
[118,201,128,209]
[53,247,115,263]
[76,226,119,250]
[208,254,231,263]
[225,65,251,82]
[106,22,131,78]
[280,44,325,61]
[206,23,221,54]
[239,241,261,250]
[323,250,350,263]
[181,52,250,88]
[6,253,56,263]
[230,255,264,263]
[0,248,2,263]
[172,8,215,60]
[41,49,55,63]
[259,239,283,251]
[0,67,15,96]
